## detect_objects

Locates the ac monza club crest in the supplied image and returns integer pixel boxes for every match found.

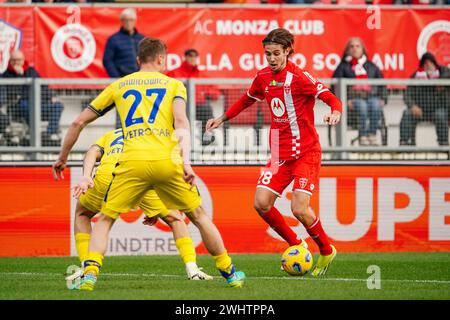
[63,36,84,59]
[284,85,291,95]
[270,97,286,117]
[0,19,22,73]
[299,177,308,189]
[417,20,450,66]
[51,23,96,72]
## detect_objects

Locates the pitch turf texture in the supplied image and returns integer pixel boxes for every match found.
[0,253,449,300]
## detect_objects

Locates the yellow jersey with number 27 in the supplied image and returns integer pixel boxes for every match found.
[88,71,186,161]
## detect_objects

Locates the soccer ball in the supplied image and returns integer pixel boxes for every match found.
[281,245,313,276]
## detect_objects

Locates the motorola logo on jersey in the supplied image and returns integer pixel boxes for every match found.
[270,98,286,117]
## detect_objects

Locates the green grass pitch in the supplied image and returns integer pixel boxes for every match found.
[0,253,449,300]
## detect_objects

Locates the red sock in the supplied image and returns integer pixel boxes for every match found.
[260,207,301,246]
[306,217,332,255]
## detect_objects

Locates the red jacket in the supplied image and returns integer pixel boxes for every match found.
[167,61,200,78]
[167,61,220,106]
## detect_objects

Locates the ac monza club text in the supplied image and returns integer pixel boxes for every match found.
[194,19,325,36]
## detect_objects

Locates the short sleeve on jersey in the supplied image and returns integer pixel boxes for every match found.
[92,134,107,155]
[94,134,106,150]
[297,70,329,98]
[247,76,265,101]
[88,83,116,117]
[174,81,187,101]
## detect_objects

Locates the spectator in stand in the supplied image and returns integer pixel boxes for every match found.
[167,49,221,145]
[400,52,450,146]
[103,8,144,78]
[103,8,144,128]
[333,37,386,146]
[0,50,64,146]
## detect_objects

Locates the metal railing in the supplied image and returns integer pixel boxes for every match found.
[0,78,449,162]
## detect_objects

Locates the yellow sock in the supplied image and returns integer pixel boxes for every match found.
[83,251,104,276]
[213,251,233,273]
[75,233,90,263]
[175,237,197,264]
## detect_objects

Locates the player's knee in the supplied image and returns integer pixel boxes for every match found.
[163,218,178,229]
[162,216,175,227]
[253,199,273,216]
[97,213,115,226]
[76,209,95,219]
[163,211,183,225]
[292,206,309,221]
[185,206,206,225]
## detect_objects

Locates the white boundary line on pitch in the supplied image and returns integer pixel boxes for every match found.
[2,272,450,285]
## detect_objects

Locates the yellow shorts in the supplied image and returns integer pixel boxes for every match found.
[79,173,112,214]
[79,173,171,219]
[101,160,201,220]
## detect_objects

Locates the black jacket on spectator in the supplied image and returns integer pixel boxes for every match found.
[0,63,55,108]
[103,28,145,78]
[332,58,387,102]
[404,53,450,119]
[1,64,39,104]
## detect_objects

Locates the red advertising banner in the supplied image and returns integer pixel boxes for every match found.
[0,164,449,257]
[0,7,34,74]
[0,6,449,78]
[0,167,71,256]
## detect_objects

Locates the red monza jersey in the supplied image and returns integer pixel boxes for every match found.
[226,61,341,161]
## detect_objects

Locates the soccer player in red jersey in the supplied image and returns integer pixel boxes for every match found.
[206,28,342,276]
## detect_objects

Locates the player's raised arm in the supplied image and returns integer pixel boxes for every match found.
[206,76,263,131]
[298,70,343,126]
[52,108,99,180]
[53,81,116,180]
[206,93,258,131]
[73,145,103,199]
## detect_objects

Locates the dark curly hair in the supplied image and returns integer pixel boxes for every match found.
[262,28,295,57]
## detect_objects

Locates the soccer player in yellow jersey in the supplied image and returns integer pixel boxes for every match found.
[53,37,245,289]
[65,129,213,288]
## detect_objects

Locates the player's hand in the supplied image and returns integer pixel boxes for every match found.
[73,176,94,199]
[51,96,60,104]
[183,163,196,190]
[323,111,341,125]
[142,216,158,227]
[347,100,353,109]
[52,158,67,180]
[13,65,24,75]
[411,105,423,118]
[206,115,225,131]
